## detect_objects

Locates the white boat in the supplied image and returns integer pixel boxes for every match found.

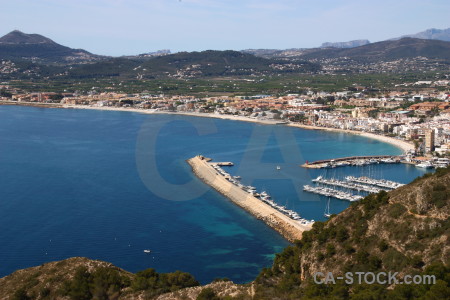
[260,191,270,198]
[416,162,434,169]
[324,197,331,218]
[276,166,281,170]
[143,249,151,253]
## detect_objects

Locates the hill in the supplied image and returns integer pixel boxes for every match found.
[297,38,450,62]
[0,167,448,299]
[254,167,450,299]
[66,50,320,79]
[320,39,370,49]
[0,30,102,64]
[242,37,450,65]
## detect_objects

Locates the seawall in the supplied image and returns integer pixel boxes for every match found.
[187,155,312,242]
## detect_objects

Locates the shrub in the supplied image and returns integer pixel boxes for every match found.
[378,240,389,252]
[12,288,31,300]
[131,268,199,296]
[336,227,349,242]
[326,244,336,257]
[388,203,407,218]
[196,288,220,300]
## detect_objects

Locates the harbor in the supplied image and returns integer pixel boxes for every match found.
[312,176,387,193]
[302,155,450,170]
[303,185,364,202]
[345,176,405,189]
[188,155,313,242]
[301,155,401,169]
[304,175,405,202]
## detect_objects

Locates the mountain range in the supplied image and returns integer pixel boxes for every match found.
[1,28,450,80]
[317,28,450,49]
[297,37,450,61]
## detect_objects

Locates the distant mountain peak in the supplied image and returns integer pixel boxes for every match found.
[0,30,56,45]
[0,30,102,63]
[320,39,370,49]
[393,27,450,42]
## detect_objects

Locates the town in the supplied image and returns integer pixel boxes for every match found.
[1,78,450,167]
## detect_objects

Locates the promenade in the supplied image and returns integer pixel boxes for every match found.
[187,155,312,242]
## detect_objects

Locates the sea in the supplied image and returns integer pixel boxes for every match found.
[0,105,431,283]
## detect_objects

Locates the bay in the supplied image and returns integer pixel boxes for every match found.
[0,105,430,283]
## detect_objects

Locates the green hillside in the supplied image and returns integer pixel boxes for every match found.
[66,50,320,79]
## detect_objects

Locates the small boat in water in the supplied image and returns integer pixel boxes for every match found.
[143,249,151,253]
[324,197,331,218]
[276,166,281,170]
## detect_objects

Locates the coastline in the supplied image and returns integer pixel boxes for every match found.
[1,101,414,153]
[67,104,414,153]
[187,155,312,242]
[288,123,414,153]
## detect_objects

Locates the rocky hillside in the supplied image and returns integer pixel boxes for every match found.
[0,257,200,300]
[0,168,449,299]
[255,167,450,299]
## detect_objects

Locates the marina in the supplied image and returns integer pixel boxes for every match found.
[301,155,401,169]
[303,185,364,202]
[304,174,406,202]
[210,162,312,225]
[345,176,405,189]
[303,156,449,170]
[188,155,314,242]
[312,176,387,193]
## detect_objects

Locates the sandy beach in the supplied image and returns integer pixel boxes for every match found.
[66,105,414,153]
[288,123,414,153]
[187,156,312,242]
[2,101,414,153]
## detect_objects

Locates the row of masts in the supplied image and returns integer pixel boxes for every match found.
[304,175,405,203]
[345,176,405,189]
[211,163,314,225]
[312,176,388,193]
[303,185,364,202]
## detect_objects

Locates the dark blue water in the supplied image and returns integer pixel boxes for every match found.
[0,106,430,283]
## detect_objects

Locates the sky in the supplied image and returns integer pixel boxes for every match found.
[1,0,449,56]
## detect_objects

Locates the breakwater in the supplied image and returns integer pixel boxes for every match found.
[187,155,312,242]
[301,155,401,169]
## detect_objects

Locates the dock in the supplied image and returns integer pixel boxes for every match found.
[188,155,312,242]
[301,155,401,169]
[303,185,363,202]
[345,176,404,189]
[312,176,386,193]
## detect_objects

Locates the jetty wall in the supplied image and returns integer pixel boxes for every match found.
[187,156,312,242]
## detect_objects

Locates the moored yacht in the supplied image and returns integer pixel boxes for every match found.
[416,161,434,169]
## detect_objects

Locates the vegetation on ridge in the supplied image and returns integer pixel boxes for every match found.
[254,166,450,299]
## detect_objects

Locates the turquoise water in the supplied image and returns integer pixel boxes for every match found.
[0,106,430,283]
